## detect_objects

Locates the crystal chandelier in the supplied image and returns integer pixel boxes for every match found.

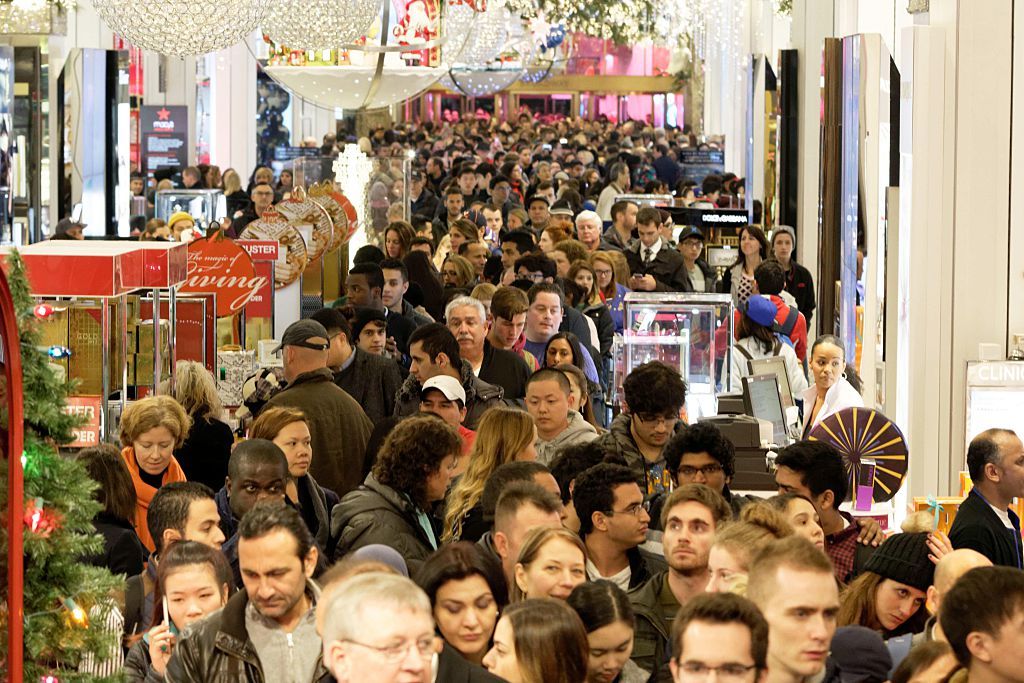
[263,0,380,51]
[452,0,510,66]
[91,0,272,57]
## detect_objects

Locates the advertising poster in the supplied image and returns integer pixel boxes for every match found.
[140,105,188,180]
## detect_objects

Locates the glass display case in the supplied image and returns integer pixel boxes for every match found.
[613,292,735,421]
[155,188,226,226]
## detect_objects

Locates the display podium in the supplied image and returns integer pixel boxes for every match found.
[613,292,735,421]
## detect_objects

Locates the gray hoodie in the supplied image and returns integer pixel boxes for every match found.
[244,580,322,683]
[535,411,599,465]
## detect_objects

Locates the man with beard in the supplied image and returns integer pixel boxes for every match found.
[629,484,731,681]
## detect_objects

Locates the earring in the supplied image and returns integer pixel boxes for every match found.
[842,372,847,379]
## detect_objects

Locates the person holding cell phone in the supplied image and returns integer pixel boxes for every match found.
[124,541,232,681]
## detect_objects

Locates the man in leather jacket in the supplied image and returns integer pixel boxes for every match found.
[166,503,330,682]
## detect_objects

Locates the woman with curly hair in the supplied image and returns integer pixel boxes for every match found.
[331,414,462,573]
[442,407,538,544]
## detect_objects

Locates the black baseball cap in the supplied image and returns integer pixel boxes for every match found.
[677,226,704,242]
[273,319,330,354]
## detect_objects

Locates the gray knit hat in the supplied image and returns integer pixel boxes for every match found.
[771,224,797,248]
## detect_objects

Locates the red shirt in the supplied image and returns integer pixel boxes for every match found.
[459,425,477,456]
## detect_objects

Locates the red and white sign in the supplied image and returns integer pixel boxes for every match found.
[238,241,278,319]
[62,396,102,448]
[181,235,267,318]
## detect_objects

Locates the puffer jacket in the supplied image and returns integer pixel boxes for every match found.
[594,414,684,495]
[164,590,330,683]
[393,360,505,429]
[330,473,436,573]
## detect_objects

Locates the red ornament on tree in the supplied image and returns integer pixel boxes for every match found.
[23,497,61,538]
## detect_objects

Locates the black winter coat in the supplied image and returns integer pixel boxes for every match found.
[334,347,404,424]
[330,473,436,573]
[479,340,532,401]
[84,511,146,578]
[174,416,233,493]
[124,638,162,683]
[782,261,816,324]
[436,643,506,682]
[948,489,1024,569]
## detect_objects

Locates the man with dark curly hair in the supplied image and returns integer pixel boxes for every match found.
[330,414,462,573]
[595,361,687,495]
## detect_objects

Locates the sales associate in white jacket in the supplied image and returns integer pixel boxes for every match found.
[801,335,864,437]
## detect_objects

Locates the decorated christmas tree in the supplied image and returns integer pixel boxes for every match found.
[0,250,123,681]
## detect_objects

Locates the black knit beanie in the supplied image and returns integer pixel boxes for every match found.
[862,531,934,591]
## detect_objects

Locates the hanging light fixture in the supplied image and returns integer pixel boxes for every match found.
[260,0,484,110]
[442,2,531,98]
[91,0,272,57]
[263,0,381,51]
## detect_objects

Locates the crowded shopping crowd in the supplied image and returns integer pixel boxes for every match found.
[72,117,1024,683]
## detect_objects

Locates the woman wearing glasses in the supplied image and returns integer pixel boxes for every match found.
[801,335,863,438]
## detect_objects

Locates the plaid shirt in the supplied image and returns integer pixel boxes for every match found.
[826,514,861,584]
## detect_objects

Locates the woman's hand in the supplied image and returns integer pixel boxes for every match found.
[927,531,954,565]
[147,623,176,675]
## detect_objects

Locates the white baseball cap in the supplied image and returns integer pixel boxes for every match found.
[420,375,466,404]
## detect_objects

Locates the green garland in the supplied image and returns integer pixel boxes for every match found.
[0,250,123,682]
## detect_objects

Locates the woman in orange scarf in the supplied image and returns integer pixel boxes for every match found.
[119,396,191,552]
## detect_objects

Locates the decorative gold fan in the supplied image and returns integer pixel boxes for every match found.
[808,407,909,503]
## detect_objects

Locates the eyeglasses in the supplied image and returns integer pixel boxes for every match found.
[675,661,758,681]
[607,500,650,517]
[342,636,436,664]
[635,413,679,428]
[677,464,724,478]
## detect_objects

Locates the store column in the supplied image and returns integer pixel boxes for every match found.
[210,40,257,176]
[789,0,835,301]
[916,0,1013,492]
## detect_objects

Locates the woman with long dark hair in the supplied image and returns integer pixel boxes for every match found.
[721,225,769,307]
[567,580,649,683]
[405,250,446,321]
[124,541,232,681]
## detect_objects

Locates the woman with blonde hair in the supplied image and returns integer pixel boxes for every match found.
[160,360,234,492]
[705,502,793,595]
[249,406,336,547]
[222,168,249,218]
[119,395,191,552]
[512,527,588,602]
[442,253,477,289]
[590,251,630,334]
[506,207,529,231]
[442,407,538,543]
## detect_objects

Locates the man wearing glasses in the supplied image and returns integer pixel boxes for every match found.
[572,463,664,591]
[596,361,688,496]
[668,593,769,683]
[320,573,437,683]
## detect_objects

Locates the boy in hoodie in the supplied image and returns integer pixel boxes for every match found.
[526,368,597,465]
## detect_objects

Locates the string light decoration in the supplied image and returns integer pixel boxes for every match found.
[91,0,272,56]
[262,0,380,51]
[332,145,374,257]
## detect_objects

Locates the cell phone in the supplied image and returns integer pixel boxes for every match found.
[163,595,170,626]
[542,143,552,151]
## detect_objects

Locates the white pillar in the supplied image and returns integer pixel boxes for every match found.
[927,0,1013,490]
[895,24,947,499]
[789,0,836,291]
[142,52,198,166]
[210,40,256,174]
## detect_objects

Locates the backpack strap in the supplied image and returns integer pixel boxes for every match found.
[772,339,782,356]
[775,306,800,337]
[735,344,754,361]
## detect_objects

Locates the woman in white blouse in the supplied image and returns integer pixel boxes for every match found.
[801,335,864,437]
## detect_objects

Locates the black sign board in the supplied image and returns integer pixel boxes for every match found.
[679,148,726,185]
[140,105,188,180]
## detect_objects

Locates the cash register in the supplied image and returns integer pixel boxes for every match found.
[702,374,799,490]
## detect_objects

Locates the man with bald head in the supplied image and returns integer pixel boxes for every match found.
[949,428,1024,568]
[915,549,993,645]
[264,319,372,497]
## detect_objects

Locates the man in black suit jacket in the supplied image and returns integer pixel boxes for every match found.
[623,207,691,293]
[949,429,1024,569]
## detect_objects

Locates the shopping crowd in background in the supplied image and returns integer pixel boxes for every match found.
[69,114,1024,682]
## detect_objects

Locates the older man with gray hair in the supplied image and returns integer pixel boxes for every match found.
[446,295,531,400]
[574,209,617,253]
[321,573,435,683]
